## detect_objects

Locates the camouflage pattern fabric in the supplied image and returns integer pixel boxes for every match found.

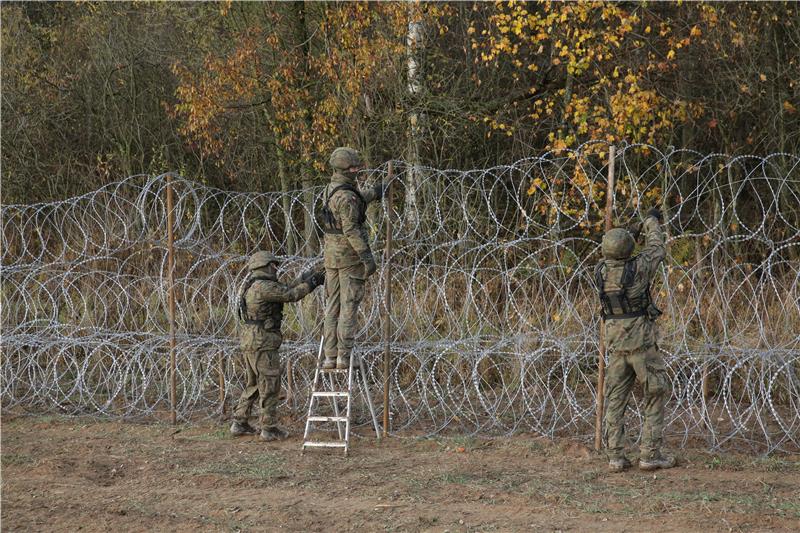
[323,262,366,359]
[322,171,380,360]
[233,272,315,427]
[322,172,379,269]
[603,345,670,460]
[599,217,665,352]
[598,216,670,460]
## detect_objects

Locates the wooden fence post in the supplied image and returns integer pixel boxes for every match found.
[167,175,177,425]
[595,145,615,450]
[383,163,394,438]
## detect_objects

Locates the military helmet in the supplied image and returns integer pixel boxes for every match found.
[247,251,279,271]
[601,228,635,259]
[329,147,363,170]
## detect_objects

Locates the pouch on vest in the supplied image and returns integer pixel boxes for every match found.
[320,184,366,235]
[595,259,660,320]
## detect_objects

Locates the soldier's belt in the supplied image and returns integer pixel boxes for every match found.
[601,309,647,320]
[242,319,279,333]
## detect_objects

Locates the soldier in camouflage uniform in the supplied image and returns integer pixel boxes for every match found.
[320,147,387,370]
[231,251,324,441]
[595,208,676,472]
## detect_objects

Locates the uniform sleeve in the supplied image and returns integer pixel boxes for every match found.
[635,216,666,280]
[332,191,371,255]
[253,279,313,304]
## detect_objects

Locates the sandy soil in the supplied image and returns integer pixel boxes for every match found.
[1,414,798,532]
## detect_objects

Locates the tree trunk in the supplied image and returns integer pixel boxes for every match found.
[404,5,425,231]
[276,143,296,256]
[290,0,319,256]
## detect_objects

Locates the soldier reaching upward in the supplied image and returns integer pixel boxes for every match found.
[231,251,324,441]
[320,147,387,370]
[595,208,676,472]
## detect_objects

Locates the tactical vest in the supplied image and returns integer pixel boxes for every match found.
[595,258,654,320]
[320,184,366,235]
[237,276,283,332]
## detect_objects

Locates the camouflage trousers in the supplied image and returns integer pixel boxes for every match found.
[323,263,366,359]
[233,346,281,428]
[603,344,670,461]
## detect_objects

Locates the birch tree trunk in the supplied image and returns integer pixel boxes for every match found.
[405,5,424,231]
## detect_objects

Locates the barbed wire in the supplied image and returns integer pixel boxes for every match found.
[2,142,799,453]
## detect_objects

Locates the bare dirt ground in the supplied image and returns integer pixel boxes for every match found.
[1,414,798,532]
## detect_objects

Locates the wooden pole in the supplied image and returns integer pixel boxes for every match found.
[382,163,394,438]
[167,175,177,425]
[595,145,615,451]
[218,352,226,418]
[286,359,294,411]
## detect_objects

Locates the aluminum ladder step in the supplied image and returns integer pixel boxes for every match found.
[302,336,380,457]
[303,441,347,448]
[311,391,348,398]
[308,416,347,423]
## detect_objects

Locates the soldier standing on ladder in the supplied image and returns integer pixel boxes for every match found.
[320,147,387,370]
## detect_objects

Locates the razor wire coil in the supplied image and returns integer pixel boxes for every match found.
[2,141,799,453]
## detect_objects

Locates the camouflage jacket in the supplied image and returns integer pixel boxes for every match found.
[322,172,379,269]
[596,216,666,352]
[239,272,314,350]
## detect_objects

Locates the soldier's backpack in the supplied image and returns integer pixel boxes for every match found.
[595,259,661,320]
[237,276,282,329]
[320,184,366,234]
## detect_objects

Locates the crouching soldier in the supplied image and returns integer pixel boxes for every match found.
[231,251,324,441]
[596,209,676,472]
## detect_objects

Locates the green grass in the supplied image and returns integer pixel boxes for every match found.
[701,453,800,472]
[179,427,230,442]
[1,453,35,466]
[188,453,285,481]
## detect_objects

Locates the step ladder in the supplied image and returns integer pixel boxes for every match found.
[302,336,381,456]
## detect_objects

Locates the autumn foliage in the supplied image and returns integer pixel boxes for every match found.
[1,1,798,204]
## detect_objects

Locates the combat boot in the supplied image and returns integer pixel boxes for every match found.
[336,355,351,370]
[322,357,337,370]
[639,453,676,471]
[229,420,258,437]
[608,457,632,473]
[260,426,289,442]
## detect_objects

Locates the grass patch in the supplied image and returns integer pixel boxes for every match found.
[773,501,800,518]
[700,453,800,472]
[439,472,472,485]
[752,456,800,472]
[181,427,230,442]
[433,435,479,451]
[1,453,35,466]
[189,453,285,481]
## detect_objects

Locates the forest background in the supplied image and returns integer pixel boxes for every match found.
[2,1,798,207]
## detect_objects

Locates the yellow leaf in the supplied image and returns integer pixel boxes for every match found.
[759,73,767,82]
[666,50,676,60]
[784,100,797,114]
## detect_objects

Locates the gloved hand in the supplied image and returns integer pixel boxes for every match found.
[309,271,325,289]
[646,207,663,223]
[300,268,315,284]
[360,250,377,277]
[373,181,389,200]
[627,221,643,241]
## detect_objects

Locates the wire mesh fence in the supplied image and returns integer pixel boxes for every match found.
[2,142,798,453]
